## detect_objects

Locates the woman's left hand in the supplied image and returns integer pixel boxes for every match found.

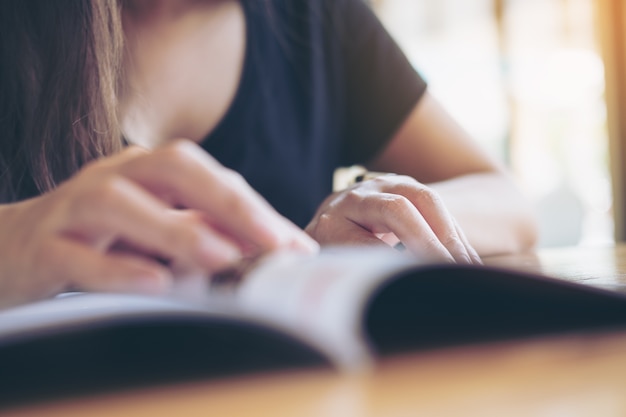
[305,174,481,265]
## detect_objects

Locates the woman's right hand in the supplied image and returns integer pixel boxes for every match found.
[0,140,318,308]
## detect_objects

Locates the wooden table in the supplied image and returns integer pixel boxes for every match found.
[5,245,626,417]
[485,244,626,293]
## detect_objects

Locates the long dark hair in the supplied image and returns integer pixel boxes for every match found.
[0,0,124,201]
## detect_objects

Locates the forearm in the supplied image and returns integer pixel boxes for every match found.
[429,171,538,256]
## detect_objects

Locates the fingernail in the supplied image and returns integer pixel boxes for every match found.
[280,223,319,254]
[444,255,456,264]
[199,233,241,264]
[130,270,172,294]
[293,235,320,254]
[458,254,473,265]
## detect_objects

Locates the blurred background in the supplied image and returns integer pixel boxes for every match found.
[370,0,618,248]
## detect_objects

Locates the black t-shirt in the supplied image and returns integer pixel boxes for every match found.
[202,0,427,227]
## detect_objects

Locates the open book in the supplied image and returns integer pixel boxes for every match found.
[1,247,626,407]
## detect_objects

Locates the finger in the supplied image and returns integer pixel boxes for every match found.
[78,146,148,177]
[382,183,472,264]
[283,223,320,254]
[454,218,482,265]
[64,176,242,272]
[43,239,173,295]
[309,214,393,250]
[119,141,317,253]
[341,193,456,263]
[97,146,149,167]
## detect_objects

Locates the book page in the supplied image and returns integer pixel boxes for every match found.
[219,247,418,369]
[0,292,226,336]
[0,247,420,371]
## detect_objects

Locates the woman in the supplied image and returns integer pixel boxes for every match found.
[0,0,536,308]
